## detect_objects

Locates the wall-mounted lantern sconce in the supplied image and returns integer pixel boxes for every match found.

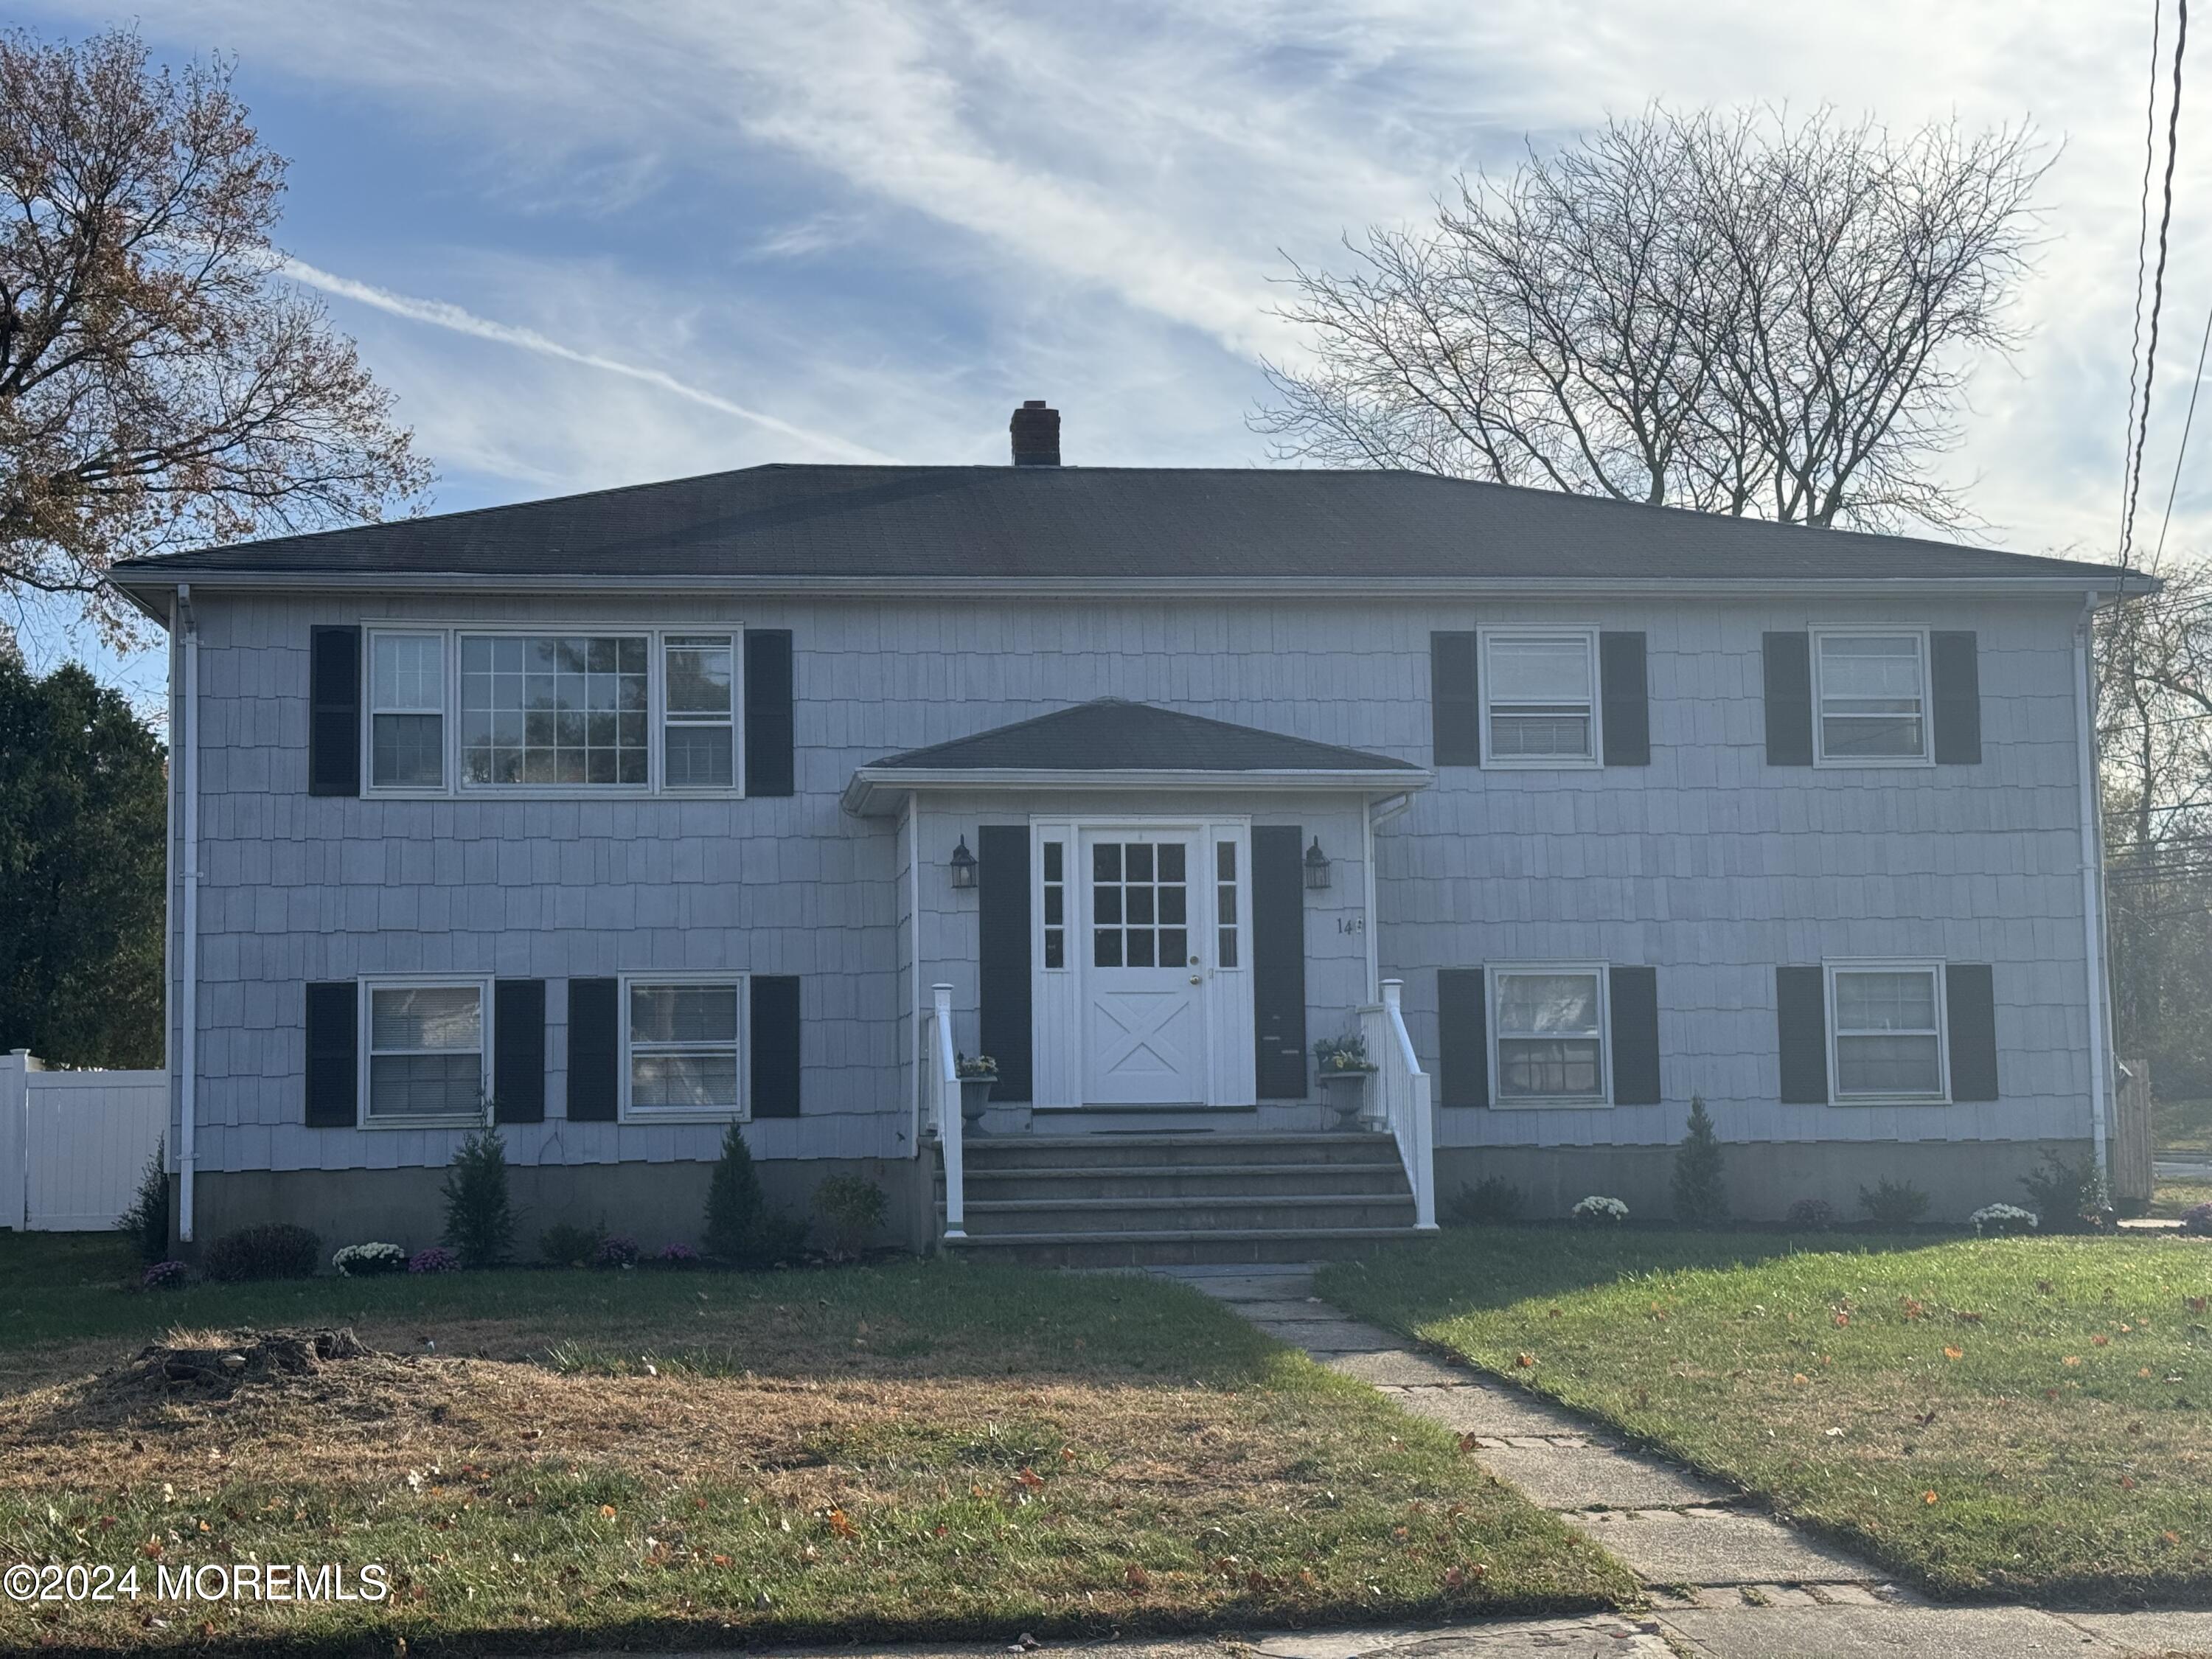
[949,835,978,890]
[1304,835,1331,890]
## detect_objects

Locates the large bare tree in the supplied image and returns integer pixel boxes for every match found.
[1256,106,2048,533]
[0,27,428,641]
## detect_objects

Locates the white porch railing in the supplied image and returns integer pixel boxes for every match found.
[1359,981,1438,1230]
[922,984,965,1238]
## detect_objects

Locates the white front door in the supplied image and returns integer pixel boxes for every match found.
[1079,830,1208,1104]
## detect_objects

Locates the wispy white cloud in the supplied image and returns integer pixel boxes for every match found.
[279,256,898,463]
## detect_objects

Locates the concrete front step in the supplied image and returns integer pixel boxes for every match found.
[953,1192,1417,1234]
[958,1161,1409,1201]
[942,1225,1428,1267]
[961,1131,1398,1171]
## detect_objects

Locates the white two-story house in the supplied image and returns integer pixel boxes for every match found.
[108,401,2138,1262]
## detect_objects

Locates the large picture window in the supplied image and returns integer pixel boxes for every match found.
[1492,966,1608,1103]
[369,633,445,787]
[365,626,746,796]
[459,634,649,787]
[1483,632,1597,763]
[626,979,743,1117]
[366,983,486,1122]
[1815,632,1928,762]
[1829,964,1946,1100]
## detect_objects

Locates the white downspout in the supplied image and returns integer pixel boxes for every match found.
[2074,598,2112,1181]
[906,790,922,1152]
[178,585,200,1242]
[1364,792,1416,1004]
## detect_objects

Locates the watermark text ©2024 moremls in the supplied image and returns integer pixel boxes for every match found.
[6,1562,390,1604]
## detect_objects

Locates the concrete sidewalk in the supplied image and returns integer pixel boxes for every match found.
[1154,1263,2212,1659]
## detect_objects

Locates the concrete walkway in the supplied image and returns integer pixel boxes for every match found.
[1152,1263,2212,1659]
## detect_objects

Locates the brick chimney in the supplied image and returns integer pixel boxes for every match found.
[1009,400,1060,466]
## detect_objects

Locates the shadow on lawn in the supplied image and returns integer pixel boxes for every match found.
[1328,1224,1955,1315]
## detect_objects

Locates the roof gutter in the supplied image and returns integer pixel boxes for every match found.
[842,765,1432,817]
[105,570,2155,604]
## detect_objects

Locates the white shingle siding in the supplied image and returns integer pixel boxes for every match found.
[169,588,2097,1172]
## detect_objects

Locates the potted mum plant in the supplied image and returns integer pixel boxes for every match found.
[956,1051,998,1133]
[1312,1033,1376,1130]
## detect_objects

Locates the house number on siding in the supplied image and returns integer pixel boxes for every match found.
[1338,916,1365,935]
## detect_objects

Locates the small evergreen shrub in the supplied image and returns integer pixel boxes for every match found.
[814,1174,888,1257]
[407,1246,459,1274]
[1446,1176,1526,1225]
[2020,1150,2107,1234]
[116,1137,170,1264]
[1859,1177,1931,1228]
[540,1222,606,1267]
[594,1234,641,1270]
[703,1122,807,1267]
[331,1242,408,1278]
[203,1222,321,1282]
[141,1259,187,1290]
[1670,1095,1729,1225]
[1785,1197,1837,1231]
[440,1130,514,1267]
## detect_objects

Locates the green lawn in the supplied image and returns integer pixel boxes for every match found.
[0,1234,1630,1654]
[1318,1228,2212,1604]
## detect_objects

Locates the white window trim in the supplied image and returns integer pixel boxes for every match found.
[358,976,494,1130]
[1478,627,1602,769]
[1211,832,1247,973]
[1039,835,1070,973]
[619,970,751,1124]
[1486,961,1613,1108]
[360,624,748,800]
[1810,627,1934,768]
[366,632,448,793]
[1823,959,1950,1105]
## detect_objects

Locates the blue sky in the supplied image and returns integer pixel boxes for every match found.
[14,1,2202,712]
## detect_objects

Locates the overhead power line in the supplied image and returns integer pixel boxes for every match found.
[2122,0,2191,577]
[2124,0,2168,556]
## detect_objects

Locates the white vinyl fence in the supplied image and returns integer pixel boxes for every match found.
[0,1050,168,1232]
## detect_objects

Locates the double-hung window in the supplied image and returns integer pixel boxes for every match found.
[365,982,487,1123]
[626,978,744,1118]
[1492,966,1608,1103]
[1484,632,1598,764]
[1828,964,1946,1101]
[370,634,446,787]
[1815,631,1929,762]
[663,636,737,788]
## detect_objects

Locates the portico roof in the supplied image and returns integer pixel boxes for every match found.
[840,698,1427,815]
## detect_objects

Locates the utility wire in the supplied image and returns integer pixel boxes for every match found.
[2123,0,2191,574]
[2153,294,2212,568]
[2124,0,2168,555]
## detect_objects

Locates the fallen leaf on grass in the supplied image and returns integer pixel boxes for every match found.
[2188,1297,2208,1314]
[1924,1491,1939,1505]
[1834,1313,1851,1328]
[1943,1346,1964,1361]
[1124,1563,1150,1591]
[1515,1353,1535,1368]
[2063,1357,2082,1368]
[2093,1335,2112,1348]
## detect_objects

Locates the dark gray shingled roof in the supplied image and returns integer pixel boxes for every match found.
[108,463,2130,586]
[867,699,1422,773]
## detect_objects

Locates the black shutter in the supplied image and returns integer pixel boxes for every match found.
[1775,966,1829,1104]
[493,979,546,1124]
[750,975,801,1117]
[1930,631,1983,765]
[309,627,361,797]
[1609,965,1661,1104]
[1437,967,1488,1108]
[744,629,795,797]
[1599,632,1650,765]
[566,977,619,1121]
[1253,825,1310,1099]
[978,826,1032,1102]
[1762,632,1814,766]
[1431,631,1481,766]
[1945,963,1998,1102]
[305,981,358,1127]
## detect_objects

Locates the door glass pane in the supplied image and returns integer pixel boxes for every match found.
[1089,839,1189,972]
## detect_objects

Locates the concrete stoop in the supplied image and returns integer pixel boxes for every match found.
[936,1132,1427,1265]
